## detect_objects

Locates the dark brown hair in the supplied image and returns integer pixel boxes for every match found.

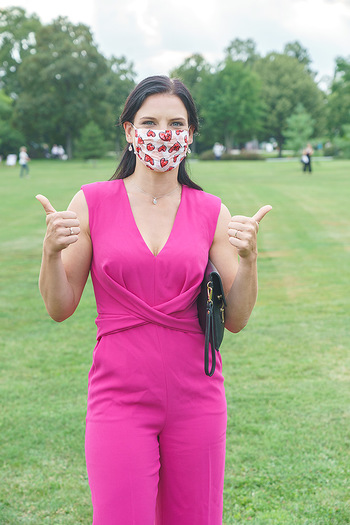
[110,75,202,190]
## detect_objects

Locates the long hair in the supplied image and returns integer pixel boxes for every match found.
[110,75,202,190]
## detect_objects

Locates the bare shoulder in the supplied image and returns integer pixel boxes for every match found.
[214,203,232,239]
[67,190,89,231]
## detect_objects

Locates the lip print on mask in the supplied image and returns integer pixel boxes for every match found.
[131,124,189,172]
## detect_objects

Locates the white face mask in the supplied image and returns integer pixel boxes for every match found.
[131,124,190,172]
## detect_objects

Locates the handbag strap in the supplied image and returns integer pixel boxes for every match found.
[204,302,216,377]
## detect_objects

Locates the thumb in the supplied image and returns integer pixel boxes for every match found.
[252,205,272,224]
[35,194,57,215]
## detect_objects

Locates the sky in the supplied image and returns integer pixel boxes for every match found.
[5,0,350,86]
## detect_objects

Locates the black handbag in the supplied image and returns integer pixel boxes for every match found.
[197,260,226,376]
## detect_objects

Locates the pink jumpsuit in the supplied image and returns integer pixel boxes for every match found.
[82,180,227,525]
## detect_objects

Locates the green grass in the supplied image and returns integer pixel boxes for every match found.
[1,158,349,524]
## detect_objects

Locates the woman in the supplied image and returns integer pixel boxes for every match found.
[37,75,271,525]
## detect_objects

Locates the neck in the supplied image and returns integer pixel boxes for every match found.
[130,164,180,195]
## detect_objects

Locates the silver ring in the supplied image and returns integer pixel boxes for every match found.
[234,230,238,238]
[69,227,74,235]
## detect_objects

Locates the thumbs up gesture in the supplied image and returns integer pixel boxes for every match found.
[228,205,272,259]
[36,194,80,254]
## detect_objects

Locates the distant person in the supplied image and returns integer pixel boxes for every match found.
[213,142,225,160]
[51,144,59,159]
[301,143,314,173]
[19,146,30,177]
[57,145,65,159]
[42,143,50,159]
[36,75,272,525]
[6,154,17,166]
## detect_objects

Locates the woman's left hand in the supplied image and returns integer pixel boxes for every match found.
[228,205,272,260]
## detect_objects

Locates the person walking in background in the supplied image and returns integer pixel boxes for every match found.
[36,75,271,525]
[213,141,225,160]
[19,146,30,177]
[302,142,314,173]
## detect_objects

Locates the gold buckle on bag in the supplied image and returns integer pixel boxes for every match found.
[207,282,213,304]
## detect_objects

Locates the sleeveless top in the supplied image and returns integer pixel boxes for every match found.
[81,180,221,340]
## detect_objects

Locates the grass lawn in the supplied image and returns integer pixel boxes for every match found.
[0,158,349,524]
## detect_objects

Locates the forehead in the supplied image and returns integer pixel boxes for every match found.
[135,93,188,120]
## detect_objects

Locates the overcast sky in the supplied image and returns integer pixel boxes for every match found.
[6,0,350,85]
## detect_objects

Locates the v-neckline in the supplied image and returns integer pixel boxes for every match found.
[121,179,185,258]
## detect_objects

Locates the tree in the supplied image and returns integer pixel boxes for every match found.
[284,104,314,154]
[225,38,260,66]
[0,7,42,96]
[0,90,24,156]
[333,124,350,158]
[254,53,325,154]
[170,53,211,93]
[199,58,262,151]
[170,54,212,152]
[327,56,350,137]
[283,41,313,74]
[99,55,136,151]
[75,121,106,159]
[13,17,111,158]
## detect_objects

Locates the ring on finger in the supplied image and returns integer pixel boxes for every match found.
[69,227,74,235]
[234,230,239,238]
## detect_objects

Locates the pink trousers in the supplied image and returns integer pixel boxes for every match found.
[85,325,227,524]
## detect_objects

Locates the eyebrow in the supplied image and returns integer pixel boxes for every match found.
[139,116,187,121]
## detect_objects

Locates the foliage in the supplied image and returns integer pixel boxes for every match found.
[199,58,263,151]
[13,17,109,158]
[253,53,325,153]
[0,9,135,159]
[284,104,314,154]
[0,7,42,95]
[224,38,260,66]
[327,56,350,136]
[0,7,347,160]
[75,121,107,159]
[283,40,314,74]
[170,53,211,95]
[332,124,350,158]
[99,56,136,150]
[0,90,25,155]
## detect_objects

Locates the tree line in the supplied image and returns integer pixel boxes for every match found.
[1,7,349,159]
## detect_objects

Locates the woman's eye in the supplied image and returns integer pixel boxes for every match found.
[141,121,155,126]
[172,122,184,127]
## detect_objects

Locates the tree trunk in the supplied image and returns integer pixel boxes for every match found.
[224,132,234,153]
[66,132,73,159]
[277,139,283,157]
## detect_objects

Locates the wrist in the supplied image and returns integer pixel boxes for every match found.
[42,242,62,260]
[239,252,258,266]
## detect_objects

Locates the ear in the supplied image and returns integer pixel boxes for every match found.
[124,122,134,143]
[188,125,195,145]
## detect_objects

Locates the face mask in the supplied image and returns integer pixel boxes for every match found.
[131,124,189,172]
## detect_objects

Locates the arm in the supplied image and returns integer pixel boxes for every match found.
[209,203,272,333]
[37,190,92,322]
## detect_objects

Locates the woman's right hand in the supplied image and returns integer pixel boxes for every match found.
[36,194,80,254]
